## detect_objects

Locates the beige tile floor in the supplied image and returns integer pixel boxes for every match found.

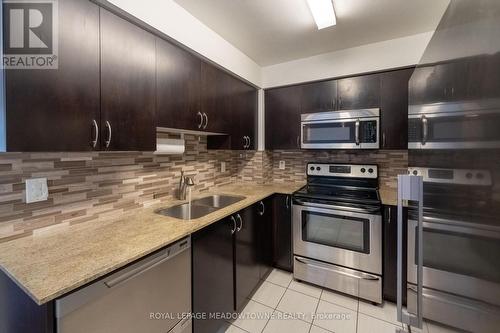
[224,269,465,333]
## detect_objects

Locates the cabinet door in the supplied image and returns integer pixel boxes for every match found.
[232,79,257,150]
[301,80,337,113]
[192,218,235,333]
[337,74,380,110]
[382,205,407,304]
[100,9,156,151]
[273,194,293,272]
[380,68,414,149]
[265,86,302,149]
[5,0,100,151]
[409,65,448,105]
[201,62,232,133]
[235,207,260,311]
[257,197,274,280]
[156,38,201,131]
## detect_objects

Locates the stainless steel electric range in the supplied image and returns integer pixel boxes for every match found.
[292,163,383,304]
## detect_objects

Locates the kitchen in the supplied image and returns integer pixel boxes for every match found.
[0,0,499,333]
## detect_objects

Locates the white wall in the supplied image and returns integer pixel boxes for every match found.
[262,32,434,88]
[108,0,262,86]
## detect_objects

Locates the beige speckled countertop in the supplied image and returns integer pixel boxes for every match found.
[379,187,398,206]
[0,182,304,305]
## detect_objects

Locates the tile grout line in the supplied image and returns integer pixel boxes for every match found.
[309,288,324,333]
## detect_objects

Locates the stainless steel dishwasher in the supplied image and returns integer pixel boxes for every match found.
[55,237,192,333]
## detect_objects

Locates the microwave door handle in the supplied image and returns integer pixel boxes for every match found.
[355,119,360,145]
[422,116,428,146]
[397,175,424,330]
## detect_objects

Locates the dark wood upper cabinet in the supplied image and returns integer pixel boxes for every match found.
[231,78,257,150]
[265,85,302,150]
[100,9,156,151]
[301,80,337,113]
[201,62,233,133]
[156,38,201,131]
[337,74,380,110]
[5,0,100,152]
[380,68,414,149]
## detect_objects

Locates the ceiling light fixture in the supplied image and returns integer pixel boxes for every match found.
[307,0,337,30]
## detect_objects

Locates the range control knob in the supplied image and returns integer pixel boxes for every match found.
[413,170,418,176]
[466,172,473,179]
[360,168,366,173]
[368,168,374,173]
[476,173,484,180]
[310,166,315,171]
[316,167,321,171]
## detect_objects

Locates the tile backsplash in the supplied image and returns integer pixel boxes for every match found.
[0,136,407,243]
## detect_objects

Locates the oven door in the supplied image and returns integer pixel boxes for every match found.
[301,117,379,149]
[407,216,500,306]
[408,109,500,149]
[292,202,382,274]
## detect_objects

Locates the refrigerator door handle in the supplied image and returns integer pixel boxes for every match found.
[397,174,424,330]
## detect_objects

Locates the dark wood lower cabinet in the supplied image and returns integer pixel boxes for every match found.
[257,198,274,280]
[382,205,407,304]
[0,270,54,333]
[272,194,293,272]
[234,207,260,311]
[192,217,235,333]
[192,199,274,332]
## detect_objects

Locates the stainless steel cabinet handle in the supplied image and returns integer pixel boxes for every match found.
[387,206,391,224]
[355,119,360,145]
[382,132,386,148]
[91,120,99,148]
[258,201,265,216]
[451,87,455,96]
[197,111,203,129]
[285,195,290,209]
[246,136,251,149]
[397,175,424,329]
[422,116,428,146]
[105,121,112,148]
[236,214,242,232]
[296,135,300,149]
[230,216,237,234]
[244,136,248,149]
[202,113,208,129]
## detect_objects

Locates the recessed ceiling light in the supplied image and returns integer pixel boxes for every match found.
[307,0,337,30]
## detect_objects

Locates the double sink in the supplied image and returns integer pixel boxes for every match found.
[156,194,245,220]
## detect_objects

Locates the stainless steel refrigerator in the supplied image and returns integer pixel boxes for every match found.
[397,1,500,332]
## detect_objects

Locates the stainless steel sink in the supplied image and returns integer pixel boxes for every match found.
[155,194,245,220]
[155,203,218,220]
[191,194,245,209]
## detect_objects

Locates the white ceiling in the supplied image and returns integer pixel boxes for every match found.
[174,0,450,66]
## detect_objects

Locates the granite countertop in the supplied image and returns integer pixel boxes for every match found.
[0,182,304,305]
[379,187,398,206]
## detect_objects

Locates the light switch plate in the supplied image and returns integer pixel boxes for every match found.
[221,161,226,173]
[279,160,286,170]
[25,178,48,203]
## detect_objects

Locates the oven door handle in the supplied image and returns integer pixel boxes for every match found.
[397,175,424,329]
[293,198,380,214]
[355,119,360,145]
[294,257,380,281]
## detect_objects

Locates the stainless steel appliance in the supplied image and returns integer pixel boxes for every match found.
[55,237,192,333]
[404,168,500,332]
[408,100,500,149]
[292,163,383,303]
[300,109,380,149]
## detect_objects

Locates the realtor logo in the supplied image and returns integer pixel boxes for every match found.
[2,0,58,69]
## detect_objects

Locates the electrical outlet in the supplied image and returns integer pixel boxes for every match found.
[25,178,48,203]
[279,160,286,170]
[221,161,226,173]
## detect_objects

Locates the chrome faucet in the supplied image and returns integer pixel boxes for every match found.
[178,171,195,200]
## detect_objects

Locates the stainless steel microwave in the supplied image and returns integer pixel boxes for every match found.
[408,100,500,149]
[300,109,380,149]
